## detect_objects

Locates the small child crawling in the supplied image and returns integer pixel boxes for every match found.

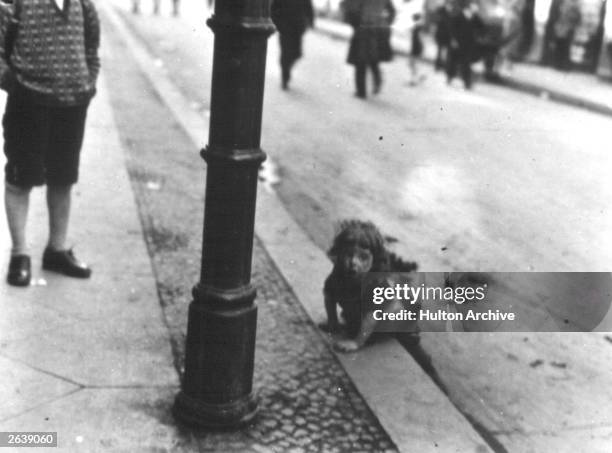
[319,219,447,392]
[318,219,419,352]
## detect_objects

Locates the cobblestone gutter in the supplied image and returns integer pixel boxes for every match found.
[102,13,398,452]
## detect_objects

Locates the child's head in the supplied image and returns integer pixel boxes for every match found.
[328,220,388,275]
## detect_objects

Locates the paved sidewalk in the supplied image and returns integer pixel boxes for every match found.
[0,2,609,451]
[0,68,404,453]
[315,17,612,117]
[0,79,184,451]
[0,4,493,453]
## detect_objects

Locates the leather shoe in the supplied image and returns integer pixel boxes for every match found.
[7,254,31,287]
[42,248,92,279]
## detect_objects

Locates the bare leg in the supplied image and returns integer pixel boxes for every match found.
[355,64,367,98]
[46,184,71,251]
[370,63,381,94]
[4,182,31,256]
[409,56,417,84]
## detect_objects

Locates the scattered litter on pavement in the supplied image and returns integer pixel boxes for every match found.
[605,335,612,344]
[550,362,567,369]
[154,58,164,68]
[529,359,543,368]
[190,101,206,112]
[31,278,47,286]
[146,181,161,190]
[258,159,281,192]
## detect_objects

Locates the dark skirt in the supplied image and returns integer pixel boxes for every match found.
[347,26,393,66]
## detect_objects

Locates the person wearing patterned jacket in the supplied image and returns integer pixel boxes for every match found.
[0,0,100,286]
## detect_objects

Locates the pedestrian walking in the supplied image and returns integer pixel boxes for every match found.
[132,0,179,16]
[433,0,453,71]
[552,0,581,70]
[446,0,484,89]
[271,0,314,90]
[0,0,100,286]
[408,13,426,86]
[343,0,396,98]
[498,2,523,70]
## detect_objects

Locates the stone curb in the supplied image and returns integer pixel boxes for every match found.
[102,3,494,452]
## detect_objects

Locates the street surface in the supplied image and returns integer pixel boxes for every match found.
[114,0,612,273]
[104,0,612,451]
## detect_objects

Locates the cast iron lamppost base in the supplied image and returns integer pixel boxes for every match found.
[173,285,260,428]
[173,0,275,429]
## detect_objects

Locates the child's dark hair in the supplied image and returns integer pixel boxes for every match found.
[328,219,418,273]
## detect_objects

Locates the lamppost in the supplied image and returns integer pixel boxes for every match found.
[173,0,275,428]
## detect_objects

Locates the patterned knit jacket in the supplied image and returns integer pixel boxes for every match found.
[0,0,100,106]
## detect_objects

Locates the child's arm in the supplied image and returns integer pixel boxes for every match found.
[319,293,340,332]
[334,277,386,352]
[333,275,410,352]
[334,311,377,352]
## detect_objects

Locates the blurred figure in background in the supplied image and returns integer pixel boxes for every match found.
[271,0,314,90]
[446,0,484,89]
[475,0,522,82]
[553,0,581,70]
[433,0,453,71]
[132,0,179,16]
[495,1,523,74]
[343,0,396,98]
[408,13,426,85]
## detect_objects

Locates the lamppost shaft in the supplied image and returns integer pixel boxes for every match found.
[173,0,274,428]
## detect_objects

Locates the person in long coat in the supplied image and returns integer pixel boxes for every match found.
[271,0,314,90]
[446,1,484,89]
[344,0,396,98]
[552,0,581,70]
[434,1,453,71]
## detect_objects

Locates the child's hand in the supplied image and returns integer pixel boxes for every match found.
[334,339,360,352]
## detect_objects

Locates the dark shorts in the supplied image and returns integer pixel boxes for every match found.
[3,90,88,188]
